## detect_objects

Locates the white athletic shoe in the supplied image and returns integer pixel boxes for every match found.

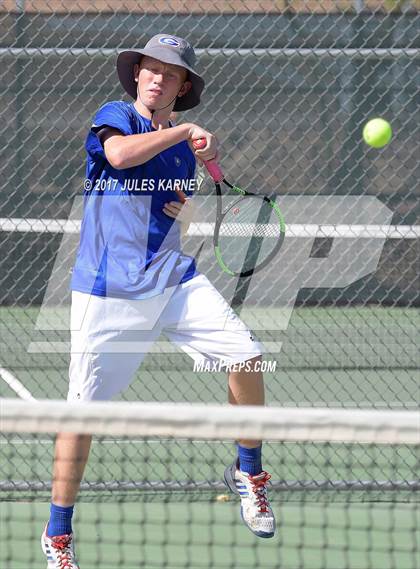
[224,461,276,538]
[41,525,80,568]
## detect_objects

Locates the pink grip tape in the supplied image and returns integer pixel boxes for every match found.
[192,138,224,183]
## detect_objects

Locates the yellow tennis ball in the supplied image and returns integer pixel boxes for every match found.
[216,494,230,502]
[363,118,392,148]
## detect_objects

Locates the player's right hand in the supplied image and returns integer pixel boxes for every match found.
[186,124,217,163]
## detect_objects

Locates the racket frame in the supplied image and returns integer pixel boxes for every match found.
[192,138,286,277]
[213,178,285,278]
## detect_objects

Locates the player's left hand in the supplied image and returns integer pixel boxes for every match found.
[163,188,196,228]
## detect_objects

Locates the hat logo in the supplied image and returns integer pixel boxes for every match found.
[159,37,180,47]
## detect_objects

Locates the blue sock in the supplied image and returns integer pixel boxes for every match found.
[237,443,262,475]
[47,504,74,537]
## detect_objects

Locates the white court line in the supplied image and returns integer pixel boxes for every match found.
[27,340,284,353]
[0,439,222,445]
[1,218,420,239]
[188,223,420,239]
[0,367,35,401]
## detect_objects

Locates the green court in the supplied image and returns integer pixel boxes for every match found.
[0,305,417,406]
[1,304,418,567]
[1,427,418,568]
[2,501,418,569]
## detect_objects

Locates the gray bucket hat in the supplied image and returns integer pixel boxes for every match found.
[117,34,205,111]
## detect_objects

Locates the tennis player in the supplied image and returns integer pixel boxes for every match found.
[41,34,275,568]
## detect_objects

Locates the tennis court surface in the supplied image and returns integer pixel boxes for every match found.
[1,400,419,569]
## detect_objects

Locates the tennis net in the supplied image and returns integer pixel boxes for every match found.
[1,399,419,569]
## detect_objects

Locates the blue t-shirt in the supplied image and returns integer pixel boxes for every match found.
[70,101,198,299]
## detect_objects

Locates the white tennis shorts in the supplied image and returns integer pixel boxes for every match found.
[69,274,263,401]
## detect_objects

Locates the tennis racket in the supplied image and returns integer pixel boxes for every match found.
[192,138,286,278]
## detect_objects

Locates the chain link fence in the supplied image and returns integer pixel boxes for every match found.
[0,1,418,408]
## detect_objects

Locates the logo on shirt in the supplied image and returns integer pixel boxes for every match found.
[159,37,180,47]
[174,156,181,167]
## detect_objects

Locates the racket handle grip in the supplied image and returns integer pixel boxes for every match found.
[192,138,224,183]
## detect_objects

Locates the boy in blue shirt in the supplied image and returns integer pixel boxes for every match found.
[42,34,275,568]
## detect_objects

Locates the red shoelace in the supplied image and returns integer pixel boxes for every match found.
[249,472,271,513]
[51,534,74,568]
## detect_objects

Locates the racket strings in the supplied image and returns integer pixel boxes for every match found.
[216,196,284,274]
[218,222,281,239]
